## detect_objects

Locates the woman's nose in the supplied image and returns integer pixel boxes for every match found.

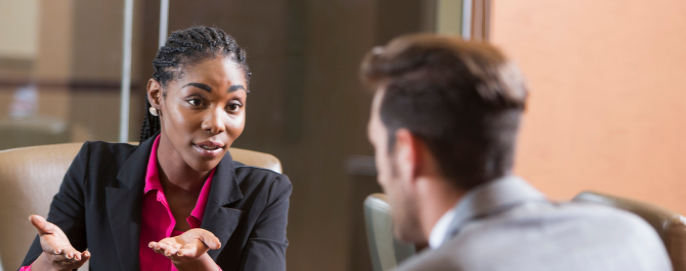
[201,109,225,135]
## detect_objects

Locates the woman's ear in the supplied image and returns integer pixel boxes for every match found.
[147,78,163,107]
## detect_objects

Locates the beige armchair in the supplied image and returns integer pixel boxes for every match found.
[364,193,416,271]
[0,142,281,271]
[573,191,686,271]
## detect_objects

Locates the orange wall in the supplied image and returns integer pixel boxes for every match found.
[491,0,686,213]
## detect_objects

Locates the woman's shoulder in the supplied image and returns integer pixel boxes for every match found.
[231,161,292,202]
[231,161,292,190]
[232,161,288,181]
[79,141,138,156]
[75,141,141,167]
[57,141,145,191]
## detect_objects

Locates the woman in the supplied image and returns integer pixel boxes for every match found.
[19,26,291,271]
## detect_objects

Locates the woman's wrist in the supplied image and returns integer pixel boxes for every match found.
[172,253,219,271]
[31,252,68,271]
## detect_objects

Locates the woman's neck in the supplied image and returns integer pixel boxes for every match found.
[155,136,210,195]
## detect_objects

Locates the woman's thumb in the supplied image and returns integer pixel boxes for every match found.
[199,231,221,250]
[29,215,53,234]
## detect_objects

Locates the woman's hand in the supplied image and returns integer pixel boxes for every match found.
[149,228,221,271]
[28,215,90,271]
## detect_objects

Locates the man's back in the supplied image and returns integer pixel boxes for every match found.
[359,34,672,271]
[396,178,672,271]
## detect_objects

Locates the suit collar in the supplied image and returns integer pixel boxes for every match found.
[116,134,157,189]
[203,150,243,208]
[444,175,546,242]
[201,149,244,259]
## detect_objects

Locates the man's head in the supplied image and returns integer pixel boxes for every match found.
[363,34,527,242]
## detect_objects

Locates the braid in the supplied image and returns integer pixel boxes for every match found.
[140,26,251,143]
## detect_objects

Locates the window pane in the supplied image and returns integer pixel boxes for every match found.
[0,0,141,150]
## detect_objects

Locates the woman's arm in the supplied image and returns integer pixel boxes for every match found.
[238,175,292,271]
[20,143,91,270]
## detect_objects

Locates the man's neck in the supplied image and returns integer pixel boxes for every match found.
[415,177,465,245]
[428,204,458,249]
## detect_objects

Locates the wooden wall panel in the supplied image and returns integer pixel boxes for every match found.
[491,0,686,212]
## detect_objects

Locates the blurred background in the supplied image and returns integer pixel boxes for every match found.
[0,0,685,270]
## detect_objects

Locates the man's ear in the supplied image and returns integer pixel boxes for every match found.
[147,78,163,107]
[394,129,423,184]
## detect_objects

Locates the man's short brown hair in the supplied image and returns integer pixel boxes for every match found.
[361,34,527,190]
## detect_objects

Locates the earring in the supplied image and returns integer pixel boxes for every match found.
[149,107,159,116]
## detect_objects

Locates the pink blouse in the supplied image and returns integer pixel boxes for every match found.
[22,135,221,271]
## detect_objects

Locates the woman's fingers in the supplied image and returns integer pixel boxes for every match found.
[175,246,198,258]
[160,242,178,256]
[69,251,91,266]
[81,251,91,261]
[42,241,84,263]
[149,240,201,261]
[68,250,85,261]
[148,241,163,253]
[47,249,86,266]
[50,247,78,258]
[149,241,181,257]
[40,234,76,256]
[47,245,70,256]
[149,230,220,262]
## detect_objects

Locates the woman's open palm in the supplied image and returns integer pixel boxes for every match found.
[149,228,221,263]
[29,215,89,270]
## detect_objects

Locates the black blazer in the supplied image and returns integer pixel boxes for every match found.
[21,135,291,271]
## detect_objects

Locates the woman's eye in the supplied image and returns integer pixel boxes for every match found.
[227,102,242,112]
[187,99,202,106]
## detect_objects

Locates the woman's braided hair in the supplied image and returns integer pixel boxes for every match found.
[139,26,251,143]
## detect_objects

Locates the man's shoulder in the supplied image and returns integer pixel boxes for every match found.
[524,200,654,228]
[394,244,462,271]
[518,200,661,240]
[396,201,671,271]
[459,199,660,237]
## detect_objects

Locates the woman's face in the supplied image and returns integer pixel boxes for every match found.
[148,56,248,172]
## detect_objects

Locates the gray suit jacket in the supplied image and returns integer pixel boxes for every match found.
[396,176,672,271]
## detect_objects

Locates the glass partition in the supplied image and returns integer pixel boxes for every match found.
[0,0,145,150]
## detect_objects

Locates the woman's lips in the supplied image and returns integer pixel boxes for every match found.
[195,141,224,148]
[193,141,225,158]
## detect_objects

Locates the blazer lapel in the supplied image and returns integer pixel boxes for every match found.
[106,136,155,271]
[202,151,244,260]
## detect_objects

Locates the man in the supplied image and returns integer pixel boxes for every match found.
[362,33,671,271]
